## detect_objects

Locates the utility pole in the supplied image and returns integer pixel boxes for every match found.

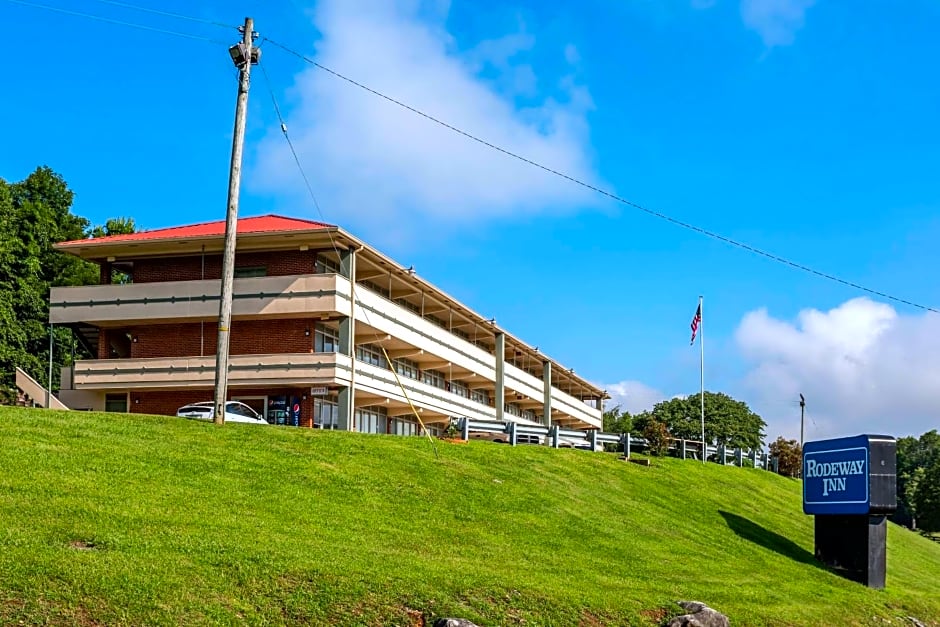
[799,393,806,449]
[213,17,258,425]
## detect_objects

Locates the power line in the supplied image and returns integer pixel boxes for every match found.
[258,60,441,457]
[257,60,328,224]
[85,0,237,29]
[3,0,227,44]
[260,36,940,315]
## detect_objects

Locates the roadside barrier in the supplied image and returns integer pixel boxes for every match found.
[456,417,771,469]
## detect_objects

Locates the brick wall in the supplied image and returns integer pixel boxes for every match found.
[133,251,316,284]
[98,329,110,359]
[130,387,314,424]
[128,319,312,358]
[99,262,111,285]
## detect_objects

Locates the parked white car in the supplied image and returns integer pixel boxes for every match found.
[176,401,268,425]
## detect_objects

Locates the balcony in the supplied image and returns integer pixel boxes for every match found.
[50,273,349,325]
[72,352,351,390]
[503,362,544,403]
[353,286,497,381]
[354,360,497,423]
[551,386,602,429]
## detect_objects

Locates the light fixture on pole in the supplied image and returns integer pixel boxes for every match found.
[800,393,806,449]
[228,42,261,68]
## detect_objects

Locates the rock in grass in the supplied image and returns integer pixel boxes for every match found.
[666,600,729,627]
[433,619,480,627]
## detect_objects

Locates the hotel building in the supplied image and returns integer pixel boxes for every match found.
[49,215,606,435]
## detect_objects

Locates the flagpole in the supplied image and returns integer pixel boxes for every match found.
[699,295,705,464]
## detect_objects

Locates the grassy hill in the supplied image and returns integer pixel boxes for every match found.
[0,407,938,626]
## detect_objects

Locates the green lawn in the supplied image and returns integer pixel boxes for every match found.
[1,408,938,626]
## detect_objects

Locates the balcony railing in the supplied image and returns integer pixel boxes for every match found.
[353,286,498,382]
[551,385,602,428]
[354,360,497,423]
[50,273,348,325]
[72,352,351,389]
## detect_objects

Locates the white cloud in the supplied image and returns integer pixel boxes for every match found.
[252,0,601,241]
[601,380,668,415]
[740,0,816,47]
[735,298,940,441]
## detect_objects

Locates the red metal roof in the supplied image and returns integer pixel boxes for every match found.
[58,214,335,246]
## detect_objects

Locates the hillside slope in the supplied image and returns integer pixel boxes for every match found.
[0,408,938,626]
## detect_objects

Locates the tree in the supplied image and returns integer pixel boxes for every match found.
[769,436,802,478]
[914,459,940,532]
[642,420,670,457]
[647,391,766,450]
[91,217,136,238]
[602,405,633,452]
[895,430,940,529]
[0,167,136,401]
[603,405,633,434]
[904,466,926,530]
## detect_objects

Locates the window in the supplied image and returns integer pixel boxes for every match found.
[505,403,522,418]
[422,369,446,389]
[395,298,420,314]
[360,280,390,299]
[356,405,388,434]
[452,328,470,341]
[356,344,387,368]
[448,380,469,399]
[394,358,420,380]
[470,389,490,405]
[314,398,339,429]
[315,256,339,274]
[234,266,266,278]
[104,393,127,413]
[314,324,339,353]
[425,314,447,329]
[389,418,417,436]
[522,409,537,422]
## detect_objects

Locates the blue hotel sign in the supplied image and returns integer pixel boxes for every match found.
[803,434,896,589]
[803,435,873,515]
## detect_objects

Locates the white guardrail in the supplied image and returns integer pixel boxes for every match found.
[456,417,771,469]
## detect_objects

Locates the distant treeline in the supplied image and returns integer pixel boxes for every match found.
[894,430,940,532]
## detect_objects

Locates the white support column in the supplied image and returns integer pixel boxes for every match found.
[542,360,552,429]
[495,332,505,423]
[338,247,357,431]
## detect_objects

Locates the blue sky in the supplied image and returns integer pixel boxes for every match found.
[3,0,939,441]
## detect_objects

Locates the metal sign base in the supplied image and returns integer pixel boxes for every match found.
[814,514,887,589]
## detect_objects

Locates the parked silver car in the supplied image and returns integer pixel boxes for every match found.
[175,401,268,425]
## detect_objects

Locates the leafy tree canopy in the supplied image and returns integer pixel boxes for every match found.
[914,460,940,532]
[769,436,802,478]
[895,430,940,531]
[0,166,136,400]
[602,405,632,434]
[637,391,766,450]
[91,217,136,238]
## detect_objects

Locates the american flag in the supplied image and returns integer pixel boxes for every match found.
[690,303,702,345]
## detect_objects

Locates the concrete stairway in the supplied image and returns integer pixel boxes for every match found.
[14,367,69,410]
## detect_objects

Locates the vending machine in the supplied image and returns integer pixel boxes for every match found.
[290,396,302,427]
[268,396,289,426]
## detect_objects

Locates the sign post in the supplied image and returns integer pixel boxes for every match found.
[802,434,896,588]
